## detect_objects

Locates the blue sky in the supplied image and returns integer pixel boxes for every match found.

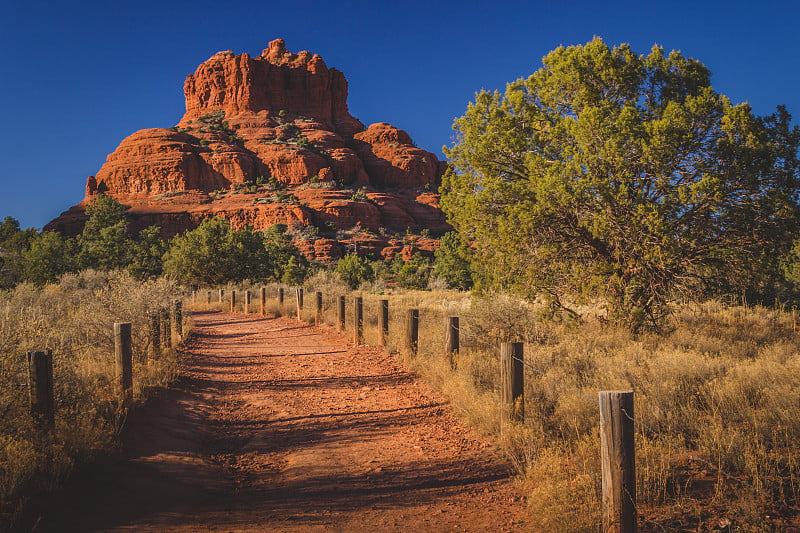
[1,0,798,229]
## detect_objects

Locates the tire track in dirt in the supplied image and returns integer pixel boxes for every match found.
[31,310,529,532]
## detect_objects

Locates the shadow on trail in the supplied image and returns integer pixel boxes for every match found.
[186,455,510,529]
[26,384,230,533]
[22,310,516,532]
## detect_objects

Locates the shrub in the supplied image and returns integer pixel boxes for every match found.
[334,254,375,289]
[272,190,299,204]
[163,218,273,285]
[350,187,369,202]
[77,194,132,272]
[432,231,472,290]
[277,123,300,142]
[392,253,431,290]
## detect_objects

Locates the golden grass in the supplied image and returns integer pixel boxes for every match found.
[188,279,800,529]
[0,270,187,527]
[274,282,800,531]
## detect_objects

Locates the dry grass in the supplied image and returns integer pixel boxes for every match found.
[0,270,187,528]
[189,280,800,529]
[273,281,800,531]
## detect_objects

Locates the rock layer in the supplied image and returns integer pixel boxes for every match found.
[47,39,449,261]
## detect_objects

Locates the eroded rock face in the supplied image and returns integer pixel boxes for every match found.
[183,39,364,136]
[47,39,450,261]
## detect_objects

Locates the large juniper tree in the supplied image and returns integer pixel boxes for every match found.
[441,38,800,329]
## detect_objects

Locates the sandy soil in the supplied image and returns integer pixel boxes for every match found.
[29,310,530,532]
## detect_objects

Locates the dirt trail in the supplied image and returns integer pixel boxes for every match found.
[32,311,529,532]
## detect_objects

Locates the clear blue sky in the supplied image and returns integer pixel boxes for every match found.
[1,0,798,229]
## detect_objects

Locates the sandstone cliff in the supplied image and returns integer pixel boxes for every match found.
[47,39,449,261]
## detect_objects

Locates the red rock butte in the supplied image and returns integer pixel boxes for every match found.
[46,39,450,261]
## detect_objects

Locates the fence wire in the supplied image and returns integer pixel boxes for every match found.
[262,285,778,503]
[507,352,770,499]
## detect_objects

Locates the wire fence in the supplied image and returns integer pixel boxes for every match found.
[205,282,799,527]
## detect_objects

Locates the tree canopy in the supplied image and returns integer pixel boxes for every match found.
[162,218,308,286]
[334,253,374,289]
[78,193,132,270]
[432,231,473,290]
[441,38,800,329]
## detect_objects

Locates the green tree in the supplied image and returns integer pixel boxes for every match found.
[127,225,168,279]
[263,224,309,282]
[432,231,472,290]
[281,256,308,286]
[0,217,20,242]
[78,194,132,270]
[0,217,23,288]
[392,253,432,290]
[442,38,800,329]
[334,253,374,289]
[17,232,76,285]
[0,217,47,287]
[163,217,273,286]
[0,217,37,256]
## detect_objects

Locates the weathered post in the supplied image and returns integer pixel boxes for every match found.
[500,342,524,422]
[260,287,266,316]
[599,391,637,533]
[296,288,304,321]
[148,310,161,358]
[315,291,323,326]
[230,290,236,313]
[206,291,212,305]
[278,287,285,305]
[218,288,224,303]
[445,316,459,369]
[27,350,54,428]
[353,296,363,344]
[338,295,346,332]
[378,299,389,346]
[406,309,419,359]
[114,323,133,403]
[245,290,251,314]
[172,299,183,346]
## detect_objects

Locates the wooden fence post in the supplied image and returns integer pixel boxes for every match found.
[161,307,170,351]
[27,350,54,428]
[114,322,133,402]
[406,309,419,359]
[172,299,182,346]
[378,299,389,346]
[148,310,160,357]
[338,295,346,332]
[500,342,524,422]
[445,316,459,369]
[206,291,212,305]
[599,391,637,533]
[245,290,251,314]
[315,291,323,326]
[218,288,224,303]
[278,287,285,305]
[296,288,304,320]
[353,296,363,344]
[260,287,266,316]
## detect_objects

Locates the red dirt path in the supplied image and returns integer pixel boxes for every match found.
[32,310,530,532]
